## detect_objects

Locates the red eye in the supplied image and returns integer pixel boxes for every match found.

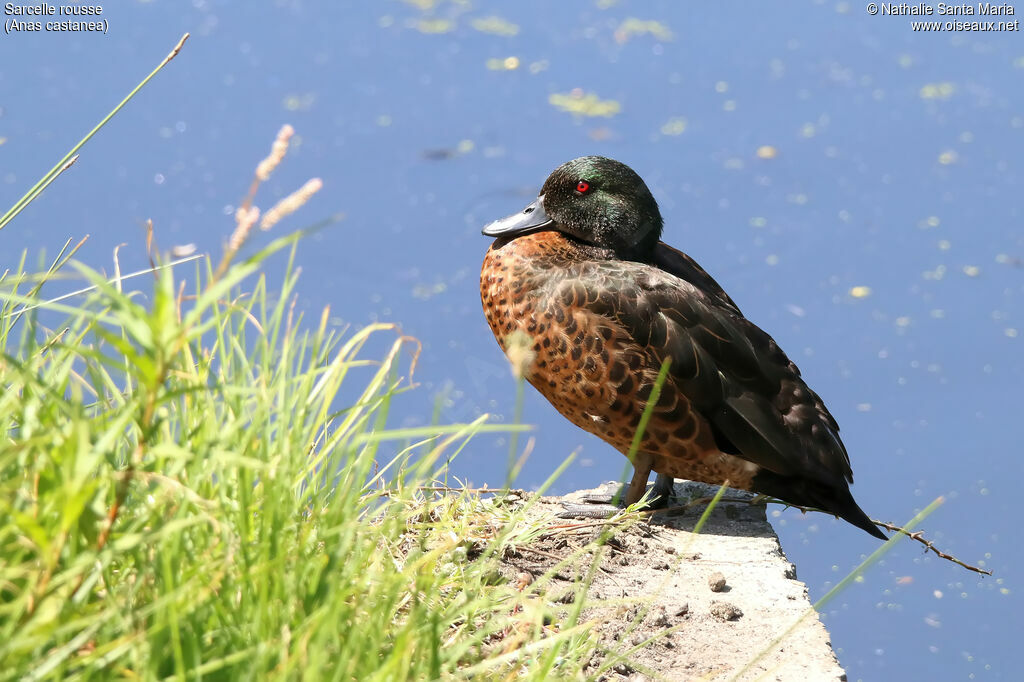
[576,180,590,193]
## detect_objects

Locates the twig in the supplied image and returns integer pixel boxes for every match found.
[870,518,991,575]
[516,545,566,562]
[543,518,635,534]
[760,497,991,576]
[419,485,521,494]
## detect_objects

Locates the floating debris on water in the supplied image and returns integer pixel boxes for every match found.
[995,253,1022,267]
[283,93,316,112]
[549,90,621,118]
[421,139,474,161]
[413,18,454,34]
[849,285,872,298]
[471,16,519,36]
[486,56,520,71]
[412,281,448,300]
[660,117,688,136]
[614,18,673,43]
[919,82,955,100]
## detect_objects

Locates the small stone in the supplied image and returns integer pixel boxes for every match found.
[553,588,577,604]
[709,601,743,621]
[708,572,727,592]
[650,605,670,627]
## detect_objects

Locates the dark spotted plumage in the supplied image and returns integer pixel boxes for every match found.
[480,156,885,539]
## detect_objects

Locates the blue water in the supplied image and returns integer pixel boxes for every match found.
[2,2,1021,679]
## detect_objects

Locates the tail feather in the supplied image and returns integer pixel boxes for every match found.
[752,470,886,540]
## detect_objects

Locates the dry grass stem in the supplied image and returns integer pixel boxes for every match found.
[229,205,261,252]
[260,178,323,231]
[503,330,536,380]
[215,125,307,280]
[162,33,190,67]
[256,124,294,182]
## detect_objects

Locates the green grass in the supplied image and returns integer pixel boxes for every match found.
[0,238,618,680]
[0,34,624,678]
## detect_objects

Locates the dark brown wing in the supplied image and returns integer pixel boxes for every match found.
[652,242,743,316]
[578,254,854,489]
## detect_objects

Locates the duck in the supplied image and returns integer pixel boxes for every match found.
[479,156,885,539]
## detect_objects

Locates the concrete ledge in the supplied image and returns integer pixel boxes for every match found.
[523,480,846,681]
